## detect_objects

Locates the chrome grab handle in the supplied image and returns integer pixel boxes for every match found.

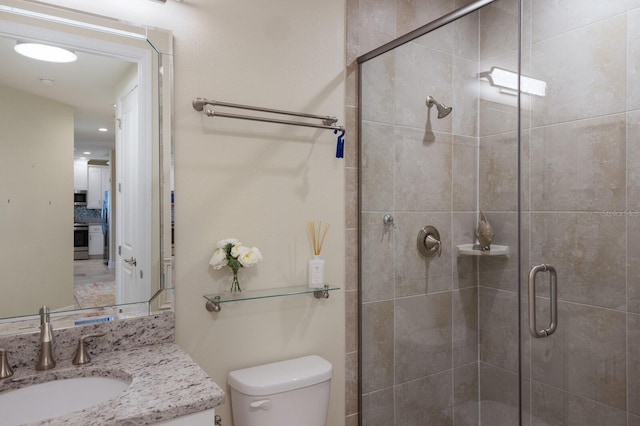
[124,257,137,267]
[528,264,558,338]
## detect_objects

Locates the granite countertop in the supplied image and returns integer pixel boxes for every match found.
[0,343,224,425]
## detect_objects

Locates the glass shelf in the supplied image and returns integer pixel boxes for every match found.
[203,285,340,313]
[456,244,509,256]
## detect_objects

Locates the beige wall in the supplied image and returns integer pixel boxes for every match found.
[37,1,346,425]
[0,84,74,316]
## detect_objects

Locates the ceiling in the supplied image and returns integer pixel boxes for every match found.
[0,34,135,160]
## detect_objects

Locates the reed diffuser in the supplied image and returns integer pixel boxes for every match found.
[307,221,330,289]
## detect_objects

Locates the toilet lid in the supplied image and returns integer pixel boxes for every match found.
[227,355,332,396]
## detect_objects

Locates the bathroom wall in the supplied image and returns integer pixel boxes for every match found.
[0,84,74,317]
[35,1,346,425]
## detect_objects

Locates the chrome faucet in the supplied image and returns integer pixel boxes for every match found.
[0,349,13,379]
[36,305,56,371]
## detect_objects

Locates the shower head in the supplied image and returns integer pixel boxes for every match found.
[426,96,452,119]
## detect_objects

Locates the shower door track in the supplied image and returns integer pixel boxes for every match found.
[356,0,497,65]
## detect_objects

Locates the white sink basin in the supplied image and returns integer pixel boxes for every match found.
[0,375,130,425]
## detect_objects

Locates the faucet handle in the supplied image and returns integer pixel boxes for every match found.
[73,333,106,365]
[0,349,13,379]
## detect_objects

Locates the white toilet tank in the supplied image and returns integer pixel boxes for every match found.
[227,355,332,426]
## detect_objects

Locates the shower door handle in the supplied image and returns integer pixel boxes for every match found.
[528,264,558,338]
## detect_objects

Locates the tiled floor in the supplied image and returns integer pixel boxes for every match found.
[74,258,114,285]
[73,259,116,307]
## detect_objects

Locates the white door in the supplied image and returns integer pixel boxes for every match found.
[116,83,149,304]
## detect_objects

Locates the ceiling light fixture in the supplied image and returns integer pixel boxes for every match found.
[480,66,547,97]
[98,128,108,132]
[14,42,77,63]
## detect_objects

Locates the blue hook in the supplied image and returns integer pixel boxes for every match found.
[334,128,345,159]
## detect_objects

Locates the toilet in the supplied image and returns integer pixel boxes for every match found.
[227,355,332,426]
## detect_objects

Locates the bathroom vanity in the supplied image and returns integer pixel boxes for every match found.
[0,312,224,425]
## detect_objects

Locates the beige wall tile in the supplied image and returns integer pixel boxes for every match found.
[361,122,394,211]
[345,351,359,416]
[626,111,640,211]
[531,381,627,426]
[361,54,395,123]
[395,127,453,212]
[345,289,359,352]
[628,9,640,110]
[530,15,626,127]
[397,0,456,49]
[454,362,479,426]
[361,300,394,393]
[478,212,520,292]
[344,229,358,291]
[452,135,478,211]
[394,42,453,132]
[530,114,626,212]
[479,287,519,373]
[479,0,520,62]
[453,287,478,367]
[532,0,632,42]
[531,301,627,410]
[395,371,454,424]
[530,212,626,309]
[395,292,453,383]
[361,213,394,302]
[479,132,519,212]
[359,0,397,37]
[453,58,480,138]
[628,313,640,415]
[361,388,393,426]
[479,362,520,425]
[452,212,479,289]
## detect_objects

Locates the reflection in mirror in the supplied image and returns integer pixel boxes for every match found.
[0,1,173,323]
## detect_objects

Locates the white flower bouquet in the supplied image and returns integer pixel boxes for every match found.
[209,238,262,292]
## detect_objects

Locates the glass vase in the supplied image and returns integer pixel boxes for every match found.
[230,270,241,293]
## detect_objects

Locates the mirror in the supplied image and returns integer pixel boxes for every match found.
[0,0,173,321]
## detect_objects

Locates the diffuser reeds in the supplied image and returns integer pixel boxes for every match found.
[308,221,330,256]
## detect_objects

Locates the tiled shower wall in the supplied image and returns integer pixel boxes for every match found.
[350,1,640,426]
[352,0,485,424]
[519,2,640,425]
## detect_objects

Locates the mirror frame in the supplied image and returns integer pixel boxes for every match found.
[0,0,173,325]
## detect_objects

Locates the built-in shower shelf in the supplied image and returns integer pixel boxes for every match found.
[203,285,340,313]
[456,244,509,256]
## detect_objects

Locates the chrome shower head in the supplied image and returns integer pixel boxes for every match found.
[426,96,452,119]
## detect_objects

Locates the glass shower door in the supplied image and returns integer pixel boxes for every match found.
[358,0,522,424]
[519,1,636,424]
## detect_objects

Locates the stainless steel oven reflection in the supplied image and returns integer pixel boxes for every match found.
[74,223,89,260]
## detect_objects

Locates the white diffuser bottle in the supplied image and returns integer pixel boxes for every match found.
[308,255,325,289]
[308,220,330,289]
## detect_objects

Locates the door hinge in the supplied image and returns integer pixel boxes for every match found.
[140,270,143,279]
[118,245,122,255]
[118,182,122,193]
[117,118,122,129]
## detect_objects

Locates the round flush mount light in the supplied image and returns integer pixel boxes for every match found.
[14,42,77,63]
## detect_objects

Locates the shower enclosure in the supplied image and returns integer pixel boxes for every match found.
[358,0,640,424]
